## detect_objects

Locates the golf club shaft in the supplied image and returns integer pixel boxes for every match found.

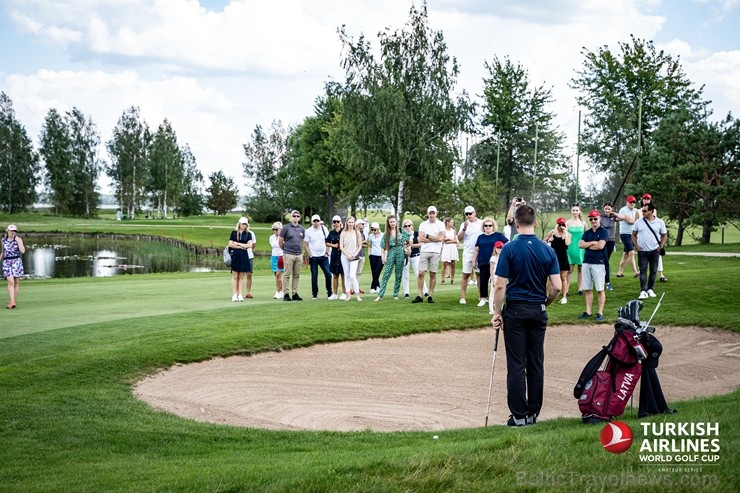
[645,292,666,327]
[484,328,500,427]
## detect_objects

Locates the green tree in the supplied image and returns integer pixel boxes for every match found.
[281,90,347,220]
[149,119,184,218]
[571,35,707,198]
[177,144,204,217]
[106,106,151,219]
[0,92,39,213]
[39,108,74,214]
[242,121,289,221]
[66,108,102,218]
[337,1,472,217]
[205,170,238,216]
[477,56,569,212]
[634,109,739,244]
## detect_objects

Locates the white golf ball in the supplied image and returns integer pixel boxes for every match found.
[432,435,439,440]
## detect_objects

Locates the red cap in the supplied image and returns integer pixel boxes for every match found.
[556,217,566,225]
[494,241,504,248]
[642,193,652,200]
[626,196,636,203]
[588,210,600,218]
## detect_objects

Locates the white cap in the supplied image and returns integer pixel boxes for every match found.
[464,205,475,214]
[311,214,321,222]
[7,224,18,231]
[238,217,249,224]
[427,206,437,213]
[370,222,380,229]
[356,218,365,225]
[290,210,300,216]
[332,215,341,222]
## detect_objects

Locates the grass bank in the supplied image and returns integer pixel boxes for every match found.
[1,250,738,492]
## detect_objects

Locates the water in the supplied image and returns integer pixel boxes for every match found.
[20,236,221,278]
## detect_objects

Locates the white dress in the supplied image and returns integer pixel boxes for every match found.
[441,228,459,262]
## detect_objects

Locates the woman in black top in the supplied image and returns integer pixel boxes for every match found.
[229,217,254,302]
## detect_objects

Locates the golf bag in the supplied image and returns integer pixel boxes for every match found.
[574,301,648,423]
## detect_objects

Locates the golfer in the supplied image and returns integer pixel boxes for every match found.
[492,205,561,426]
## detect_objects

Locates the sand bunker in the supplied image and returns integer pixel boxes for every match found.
[135,325,740,431]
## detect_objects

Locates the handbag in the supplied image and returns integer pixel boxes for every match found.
[642,218,666,256]
[223,246,232,266]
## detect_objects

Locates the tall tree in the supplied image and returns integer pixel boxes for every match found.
[177,144,204,217]
[477,56,569,211]
[571,35,707,198]
[106,107,151,219]
[242,121,290,221]
[282,90,347,220]
[66,108,102,218]
[205,170,238,216]
[338,1,472,217]
[0,92,39,213]
[149,119,184,218]
[633,109,739,244]
[40,108,74,214]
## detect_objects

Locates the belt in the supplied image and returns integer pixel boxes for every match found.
[506,300,545,305]
[3,256,20,260]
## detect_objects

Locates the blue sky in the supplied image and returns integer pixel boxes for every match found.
[1,0,738,193]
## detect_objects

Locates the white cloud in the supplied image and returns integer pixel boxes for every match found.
[2,0,738,194]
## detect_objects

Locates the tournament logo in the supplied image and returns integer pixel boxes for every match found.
[601,421,634,454]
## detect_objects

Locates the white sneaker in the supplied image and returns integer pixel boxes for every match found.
[468,280,476,285]
[339,293,347,300]
[273,291,282,299]
[559,298,568,304]
[647,289,657,298]
[232,294,239,302]
[477,299,487,307]
[369,289,376,294]
[459,298,467,305]
[328,294,338,300]
[639,291,648,299]
[237,294,244,302]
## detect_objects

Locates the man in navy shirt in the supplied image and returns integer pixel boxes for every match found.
[578,210,608,321]
[493,205,561,427]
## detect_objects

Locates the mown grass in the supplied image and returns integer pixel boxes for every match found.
[0,215,738,492]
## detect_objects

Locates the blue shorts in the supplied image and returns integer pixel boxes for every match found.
[271,255,284,273]
[620,234,635,253]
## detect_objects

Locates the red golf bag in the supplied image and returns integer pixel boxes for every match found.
[574,316,647,423]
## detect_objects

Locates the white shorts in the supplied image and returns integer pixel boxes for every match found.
[418,252,440,273]
[582,263,606,291]
[462,251,474,274]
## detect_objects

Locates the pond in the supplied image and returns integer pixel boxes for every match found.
[20,235,223,278]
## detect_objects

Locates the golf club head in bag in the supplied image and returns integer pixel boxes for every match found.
[617,299,644,326]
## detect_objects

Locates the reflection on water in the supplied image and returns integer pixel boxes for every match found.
[21,237,221,278]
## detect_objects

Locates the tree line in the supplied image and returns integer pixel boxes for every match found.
[1,3,736,243]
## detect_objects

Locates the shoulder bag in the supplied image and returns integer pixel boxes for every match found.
[642,218,666,256]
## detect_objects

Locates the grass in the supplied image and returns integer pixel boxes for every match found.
[1,215,739,492]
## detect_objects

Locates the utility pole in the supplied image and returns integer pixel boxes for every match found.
[575,110,581,204]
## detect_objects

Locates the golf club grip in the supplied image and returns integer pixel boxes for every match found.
[494,328,500,351]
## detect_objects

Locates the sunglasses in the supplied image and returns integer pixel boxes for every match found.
[464,212,472,216]
[483,224,493,227]
[403,224,412,228]
[589,218,599,222]
[272,228,278,231]
[628,201,636,204]
[312,219,320,223]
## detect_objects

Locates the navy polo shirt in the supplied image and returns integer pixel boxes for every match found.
[495,234,559,303]
[582,226,608,264]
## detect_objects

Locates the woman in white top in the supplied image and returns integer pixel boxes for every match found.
[367,222,384,293]
[340,216,363,301]
[269,221,284,299]
[440,217,459,284]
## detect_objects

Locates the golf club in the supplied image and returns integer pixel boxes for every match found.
[484,327,500,427]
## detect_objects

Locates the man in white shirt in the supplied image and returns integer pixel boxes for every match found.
[457,205,483,304]
[631,203,667,300]
[414,205,445,304]
[615,195,640,278]
[304,214,332,300]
